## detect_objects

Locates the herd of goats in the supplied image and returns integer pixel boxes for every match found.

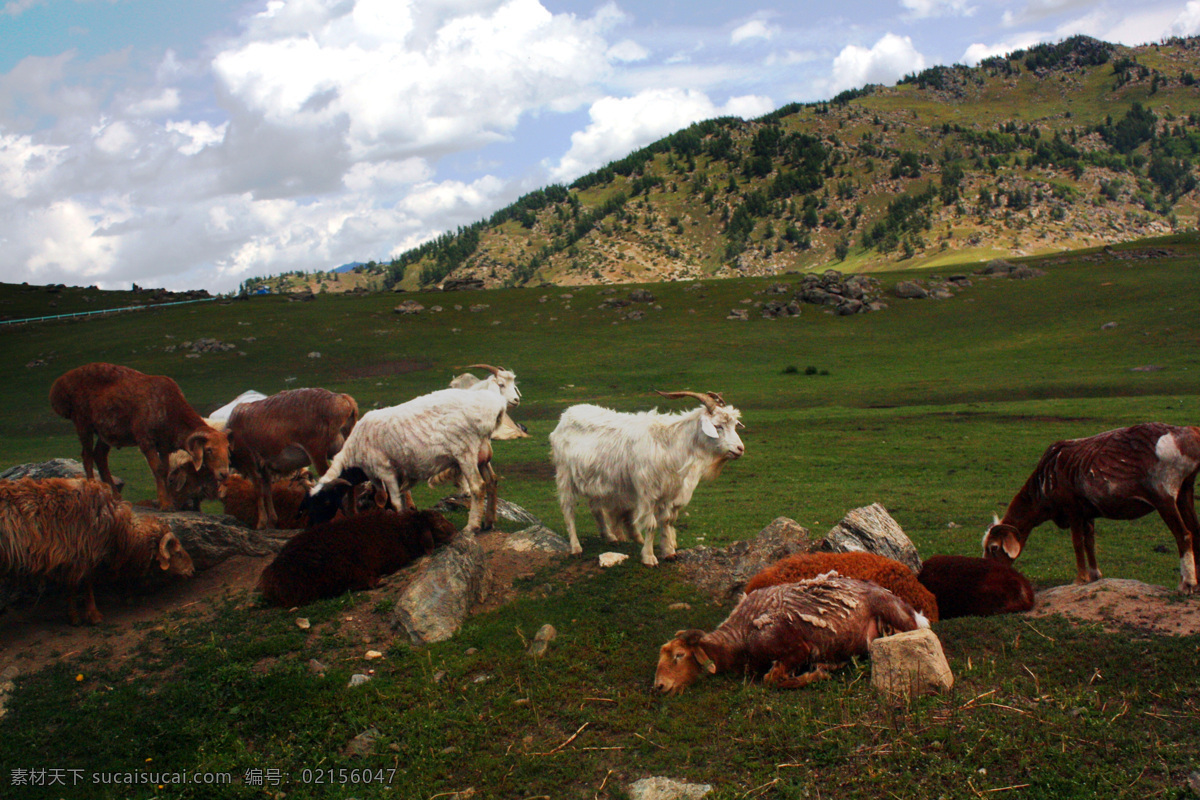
[0,359,1197,691]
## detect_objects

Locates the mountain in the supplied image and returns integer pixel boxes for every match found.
[379,36,1200,291]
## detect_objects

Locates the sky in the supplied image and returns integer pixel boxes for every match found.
[3,0,1200,293]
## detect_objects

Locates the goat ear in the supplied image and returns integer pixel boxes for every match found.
[700,416,719,439]
[185,433,207,471]
[157,533,178,569]
[694,647,717,674]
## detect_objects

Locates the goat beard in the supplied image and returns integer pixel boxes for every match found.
[702,456,732,482]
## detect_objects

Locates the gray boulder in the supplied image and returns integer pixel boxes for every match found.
[819,503,921,573]
[0,458,124,492]
[391,531,487,645]
[503,525,573,555]
[627,777,713,800]
[893,281,929,299]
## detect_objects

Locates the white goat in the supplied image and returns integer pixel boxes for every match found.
[550,391,745,566]
[309,388,508,532]
[449,364,521,408]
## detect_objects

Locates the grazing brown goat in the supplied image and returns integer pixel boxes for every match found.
[917,555,1036,618]
[227,388,358,529]
[0,478,194,625]
[983,423,1200,594]
[49,363,230,511]
[218,473,312,530]
[257,509,457,607]
[654,575,930,694]
[744,551,940,622]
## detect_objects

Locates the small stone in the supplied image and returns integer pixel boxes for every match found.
[344,727,379,758]
[528,624,557,658]
[296,618,310,630]
[365,650,384,660]
[347,673,372,687]
[308,659,328,674]
[668,602,692,611]
[599,552,629,568]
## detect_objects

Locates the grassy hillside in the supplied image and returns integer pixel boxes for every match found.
[345,36,1200,295]
[0,237,1198,798]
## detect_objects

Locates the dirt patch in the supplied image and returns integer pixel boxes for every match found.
[0,527,580,679]
[0,554,272,676]
[339,359,431,379]
[1029,578,1200,636]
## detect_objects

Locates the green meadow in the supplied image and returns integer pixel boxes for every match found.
[1,237,1198,798]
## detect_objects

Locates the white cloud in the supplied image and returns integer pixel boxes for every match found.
[731,19,778,45]
[165,120,228,155]
[607,39,649,62]
[212,0,616,163]
[1173,1,1200,35]
[0,131,66,199]
[828,33,925,94]
[126,88,181,117]
[900,0,974,19]
[548,88,774,183]
[342,157,432,192]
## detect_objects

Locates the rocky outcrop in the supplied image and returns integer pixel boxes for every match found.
[818,503,922,573]
[391,531,488,645]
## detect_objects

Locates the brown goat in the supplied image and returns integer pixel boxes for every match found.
[654,575,929,694]
[917,555,1036,618]
[744,551,940,622]
[257,509,457,607]
[49,363,230,511]
[227,388,358,529]
[0,478,194,625]
[218,473,312,530]
[983,423,1200,593]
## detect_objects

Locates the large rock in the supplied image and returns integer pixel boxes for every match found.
[893,281,929,299]
[675,517,812,599]
[0,458,124,491]
[503,525,573,555]
[135,508,292,574]
[391,531,487,645]
[869,628,954,697]
[819,503,921,573]
[432,494,542,527]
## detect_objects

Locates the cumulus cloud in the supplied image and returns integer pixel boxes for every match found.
[1173,1,1200,35]
[548,88,774,183]
[731,19,779,45]
[828,33,925,94]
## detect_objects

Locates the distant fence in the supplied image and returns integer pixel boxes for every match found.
[0,296,219,327]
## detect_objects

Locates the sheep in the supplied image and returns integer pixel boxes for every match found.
[257,509,458,607]
[744,551,940,622]
[550,390,745,566]
[49,362,231,511]
[982,423,1200,594]
[226,387,359,529]
[0,477,194,625]
[917,555,1036,618]
[218,472,313,530]
[308,388,510,532]
[654,574,930,694]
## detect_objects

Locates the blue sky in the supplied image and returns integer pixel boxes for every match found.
[2,0,1199,292]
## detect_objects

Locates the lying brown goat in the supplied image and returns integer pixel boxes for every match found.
[983,423,1200,593]
[744,550,939,622]
[654,574,929,694]
[257,509,457,608]
[917,555,1036,619]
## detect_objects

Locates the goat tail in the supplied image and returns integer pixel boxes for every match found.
[873,592,927,635]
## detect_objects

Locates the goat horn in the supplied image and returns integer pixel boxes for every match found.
[655,390,722,413]
[466,364,503,376]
